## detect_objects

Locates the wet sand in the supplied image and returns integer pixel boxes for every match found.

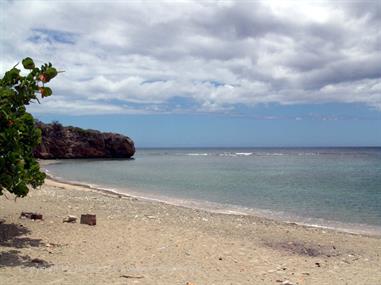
[1,178,381,284]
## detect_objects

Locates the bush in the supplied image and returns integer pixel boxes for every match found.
[0,57,58,197]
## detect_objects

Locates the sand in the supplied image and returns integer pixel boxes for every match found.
[1,178,381,285]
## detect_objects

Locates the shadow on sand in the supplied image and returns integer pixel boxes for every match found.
[0,222,52,268]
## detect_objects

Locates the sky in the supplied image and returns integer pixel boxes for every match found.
[1,0,381,147]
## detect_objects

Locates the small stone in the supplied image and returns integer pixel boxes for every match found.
[281,280,295,285]
[145,215,157,219]
[63,215,77,223]
[20,212,43,220]
[31,258,45,264]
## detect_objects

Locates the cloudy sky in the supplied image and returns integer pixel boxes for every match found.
[1,0,381,146]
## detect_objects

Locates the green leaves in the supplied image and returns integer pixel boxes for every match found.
[3,68,20,85]
[39,87,52,97]
[39,64,58,83]
[44,67,57,81]
[0,57,58,197]
[22,57,35,69]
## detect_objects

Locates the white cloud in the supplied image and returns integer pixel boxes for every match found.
[27,96,149,116]
[1,0,380,114]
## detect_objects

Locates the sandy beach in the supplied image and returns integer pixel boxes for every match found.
[1,178,381,285]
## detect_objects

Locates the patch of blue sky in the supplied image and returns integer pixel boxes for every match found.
[28,28,77,45]
[231,103,381,121]
[32,101,381,147]
[98,97,200,113]
[34,112,381,148]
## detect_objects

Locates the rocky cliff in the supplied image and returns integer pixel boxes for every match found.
[34,122,135,159]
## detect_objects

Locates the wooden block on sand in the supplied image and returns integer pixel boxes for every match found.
[80,214,96,226]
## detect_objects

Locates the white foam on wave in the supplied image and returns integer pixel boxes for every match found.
[219,152,253,157]
[235,152,253,156]
[219,153,237,157]
[246,152,286,156]
[186,153,209,156]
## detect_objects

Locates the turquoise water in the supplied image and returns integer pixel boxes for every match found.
[45,147,381,232]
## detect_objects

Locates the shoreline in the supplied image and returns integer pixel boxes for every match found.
[1,175,381,284]
[40,158,381,237]
[44,173,381,238]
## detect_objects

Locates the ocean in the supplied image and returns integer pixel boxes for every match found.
[44,147,381,234]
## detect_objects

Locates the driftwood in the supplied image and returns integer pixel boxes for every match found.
[120,275,144,279]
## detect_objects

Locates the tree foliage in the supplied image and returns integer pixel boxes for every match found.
[0,57,58,197]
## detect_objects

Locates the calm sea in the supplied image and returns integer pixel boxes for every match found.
[44,147,381,234]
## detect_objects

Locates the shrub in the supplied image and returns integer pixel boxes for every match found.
[0,57,58,197]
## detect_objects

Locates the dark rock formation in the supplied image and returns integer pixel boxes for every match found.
[34,122,135,159]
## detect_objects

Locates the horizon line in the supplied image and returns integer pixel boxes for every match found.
[137,145,381,149]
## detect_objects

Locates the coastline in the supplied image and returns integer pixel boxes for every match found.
[44,168,381,237]
[1,177,381,284]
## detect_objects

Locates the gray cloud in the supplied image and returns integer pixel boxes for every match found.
[342,1,381,23]
[1,0,380,115]
[193,3,290,40]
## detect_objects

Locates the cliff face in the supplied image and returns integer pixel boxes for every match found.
[34,122,135,159]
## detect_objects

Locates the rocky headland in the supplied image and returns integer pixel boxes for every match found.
[33,121,135,159]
